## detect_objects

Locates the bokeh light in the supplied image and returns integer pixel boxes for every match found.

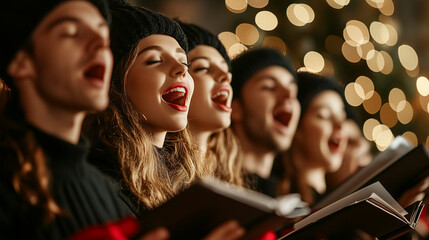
[373,124,394,151]
[370,21,389,44]
[235,23,259,45]
[342,42,360,63]
[303,51,325,72]
[357,41,375,60]
[402,131,418,146]
[366,50,384,72]
[416,76,429,96]
[398,44,419,71]
[225,0,247,13]
[218,31,240,50]
[385,23,398,46]
[255,11,278,31]
[343,20,370,47]
[326,0,350,9]
[388,88,406,112]
[286,3,315,27]
[379,0,395,16]
[248,0,269,8]
[363,91,382,114]
[355,76,374,99]
[397,101,413,124]
[228,43,248,59]
[263,36,287,54]
[345,82,364,106]
[380,103,398,127]
[380,51,393,74]
[363,118,380,141]
[420,95,429,113]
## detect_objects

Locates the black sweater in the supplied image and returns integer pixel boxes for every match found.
[0,127,131,239]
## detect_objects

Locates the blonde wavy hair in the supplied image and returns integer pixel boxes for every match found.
[84,46,210,209]
[205,128,246,187]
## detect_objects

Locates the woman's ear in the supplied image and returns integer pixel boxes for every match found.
[231,99,243,123]
[7,50,36,81]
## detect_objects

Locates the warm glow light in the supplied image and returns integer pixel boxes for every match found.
[342,42,360,63]
[355,76,374,99]
[419,95,429,113]
[380,51,393,75]
[385,23,398,46]
[363,118,380,141]
[402,131,418,146]
[235,23,259,45]
[370,21,389,44]
[357,41,375,60]
[406,66,420,78]
[326,0,343,9]
[345,82,364,106]
[325,35,343,55]
[218,31,240,50]
[303,51,325,73]
[416,76,429,96]
[287,4,314,27]
[397,101,413,124]
[255,11,278,31]
[389,88,406,112]
[366,50,384,72]
[372,124,394,150]
[228,43,248,59]
[379,0,394,16]
[375,125,394,151]
[398,44,419,71]
[343,20,370,47]
[380,103,398,127]
[366,0,384,9]
[363,91,382,114]
[248,0,269,8]
[263,36,286,54]
[225,0,248,13]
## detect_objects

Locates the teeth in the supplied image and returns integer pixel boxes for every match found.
[163,87,186,95]
[212,90,229,99]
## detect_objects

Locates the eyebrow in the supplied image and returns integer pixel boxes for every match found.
[137,45,186,57]
[46,16,108,32]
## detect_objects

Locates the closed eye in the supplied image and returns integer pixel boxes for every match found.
[146,60,162,65]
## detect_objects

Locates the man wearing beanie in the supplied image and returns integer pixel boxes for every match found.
[0,1,150,239]
[230,48,301,197]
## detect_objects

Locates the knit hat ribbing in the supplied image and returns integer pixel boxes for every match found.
[0,0,111,89]
[231,47,297,98]
[109,5,188,69]
[297,71,347,119]
[177,21,231,71]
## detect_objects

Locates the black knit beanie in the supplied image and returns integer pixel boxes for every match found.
[231,47,297,98]
[176,20,231,71]
[297,71,347,120]
[0,0,111,90]
[109,5,188,70]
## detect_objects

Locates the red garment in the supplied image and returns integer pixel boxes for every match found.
[68,216,139,240]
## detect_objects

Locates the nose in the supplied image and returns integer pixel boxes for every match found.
[216,71,232,84]
[88,30,110,55]
[170,60,187,78]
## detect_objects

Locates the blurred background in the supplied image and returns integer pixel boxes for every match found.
[130,0,429,152]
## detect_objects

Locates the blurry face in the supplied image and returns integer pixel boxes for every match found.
[126,34,194,133]
[234,66,301,152]
[188,45,232,133]
[23,1,112,112]
[294,90,347,172]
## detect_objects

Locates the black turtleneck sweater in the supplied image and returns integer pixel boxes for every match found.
[0,127,131,239]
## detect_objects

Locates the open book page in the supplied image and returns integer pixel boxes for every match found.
[294,182,406,230]
[315,136,413,209]
[201,177,309,217]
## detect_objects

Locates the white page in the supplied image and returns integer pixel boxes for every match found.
[294,182,406,230]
